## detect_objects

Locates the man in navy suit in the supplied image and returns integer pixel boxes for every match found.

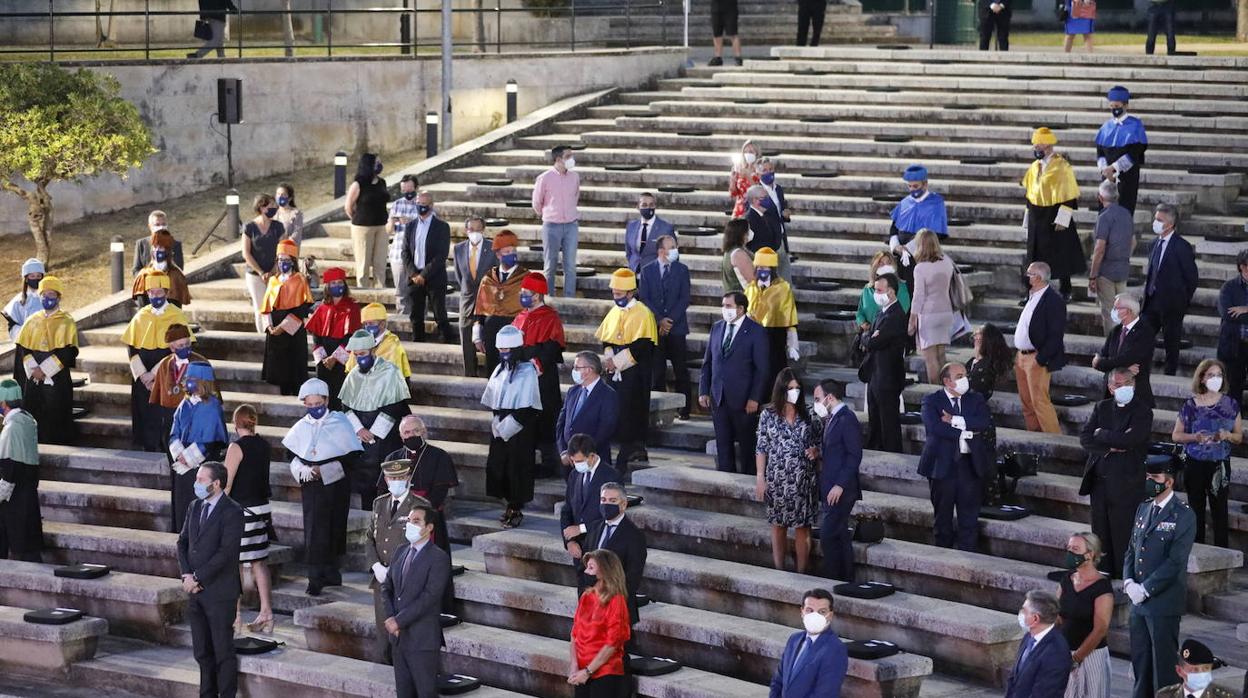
[1141,204,1198,376]
[556,351,619,469]
[769,588,849,698]
[382,504,452,698]
[918,362,993,551]
[640,235,692,420]
[560,433,621,564]
[858,273,909,453]
[1014,262,1066,434]
[581,482,648,626]
[756,158,792,280]
[624,192,675,273]
[700,291,770,475]
[1004,590,1072,698]
[812,380,861,582]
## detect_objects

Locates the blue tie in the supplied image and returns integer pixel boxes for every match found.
[1148,240,1163,294]
[1017,635,1035,670]
[791,637,815,676]
[571,388,587,422]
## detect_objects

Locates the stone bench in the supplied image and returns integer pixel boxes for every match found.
[0,561,183,642]
[296,602,778,698]
[0,604,108,676]
[473,527,1013,685]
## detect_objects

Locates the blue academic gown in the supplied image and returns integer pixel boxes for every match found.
[168,396,228,532]
[769,630,849,698]
[888,192,947,286]
[1095,116,1148,213]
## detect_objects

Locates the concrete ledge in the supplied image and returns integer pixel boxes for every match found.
[0,605,108,675]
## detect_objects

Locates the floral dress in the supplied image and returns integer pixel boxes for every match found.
[756,405,821,528]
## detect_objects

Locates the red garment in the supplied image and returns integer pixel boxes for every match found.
[729,170,759,218]
[304,296,362,339]
[512,304,566,371]
[571,590,630,679]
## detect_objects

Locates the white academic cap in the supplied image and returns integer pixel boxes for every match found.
[298,378,330,400]
[495,325,524,350]
[21,258,44,276]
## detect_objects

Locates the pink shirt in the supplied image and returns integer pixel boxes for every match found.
[531,167,580,224]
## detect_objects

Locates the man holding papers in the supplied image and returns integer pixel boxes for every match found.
[13,275,78,445]
[260,239,314,396]
[168,362,227,533]
[595,269,659,472]
[339,329,412,510]
[481,325,542,530]
[122,271,194,452]
[1022,127,1084,300]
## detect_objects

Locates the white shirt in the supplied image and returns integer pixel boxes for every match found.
[1123,317,1139,333]
[1029,623,1055,646]
[723,313,746,350]
[581,376,600,397]
[1151,490,1175,511]
[944,388,971,452]
[829,401,846,417]
[597,513,626,547]
[413,214,433,269]
[1185,687,1207,698]
[1014,287,1046,351]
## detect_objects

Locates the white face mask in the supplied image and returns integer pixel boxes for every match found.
[563,157,576,170]
[667,249,680,263]
[953,376,970,395]
[1205,375,1224,392]
[743,152,757,165]
[802,612,828,634]
[467,231,483,245]
[1110,308,1122,325]
[873,292,890,307]
[573,460,590,474]
[387,480,408,499]
[1152,219,1166,235]
[1017,611,1030,631]
[786,388,800,404]
[875,265,896,277]
[746,230,755,243]
[722,307,738,323]
[812,400,830,418]
[571,368,585,385]
[404,521,427,544]
[1184,671,1213,692]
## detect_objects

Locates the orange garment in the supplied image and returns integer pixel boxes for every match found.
[474,266,528,319]
[148,352,207,409]
[132,265,192,306]
[260,273,313,313]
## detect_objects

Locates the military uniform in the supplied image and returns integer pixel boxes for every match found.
[1123,489,1197,698]
[366,459,430,665]
[1155,684,1236,698]
[1155,638,1235,698]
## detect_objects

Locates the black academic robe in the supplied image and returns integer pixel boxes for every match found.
[514,339,564,448]
[1096,142,1146,215]
[312,334,351,412]
[128,346,171,452]
[486,406,539,506]
[0,454,42,562]
[262,303,312,396]
[296,451,354,566]
[1025,199,1087,280]
[12,344,78,446]
[604,338,655,445]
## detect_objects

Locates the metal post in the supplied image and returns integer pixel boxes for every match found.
[426,112,439,158]
[505,80,518,124]
[48,0,54,61]
[683,0,689,50]
[570,0,576,51]
[236,1,243,58]
[400,0,411,55]
[226,190,241,239]
[333,151,348,198]
[928,0,935,48]
[144,0,150,59]
[110,236,125,293]
[625,0,631,49]
[661,0,667,46]
[496,3,501,53]
[326,0,333,56]
[441,0,453,151]
[225,121,234,189]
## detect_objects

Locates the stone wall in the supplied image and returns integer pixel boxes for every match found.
[0,48,684,235]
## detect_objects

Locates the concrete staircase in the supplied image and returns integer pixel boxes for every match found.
[7,46,1248,695]
[607,0,906,48]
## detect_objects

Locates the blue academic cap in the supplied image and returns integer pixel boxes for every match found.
[186,362,215,382]
[902,164,927,182]
[1107,86,1130,102]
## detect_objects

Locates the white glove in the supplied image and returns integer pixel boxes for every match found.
[290,462,315,483]
[372,562,387,584]
[472,324,482,344]
[1123,579,1147,605]
[0,479,13,503]
[787,346,801,361]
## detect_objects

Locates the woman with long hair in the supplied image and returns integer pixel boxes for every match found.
[3,259,45,341]
[274,182,304,247]
[1172,359,1240,548]
[568,549,632,696]
[729,140,761,218]
[908,229,955,383]
[344,153,390,289]
[241,193,287,332]
[855,251,911,331]
[223,404,275,635]
[755,368,820,573]
[720,218,755,294]
[967,323,1013,400]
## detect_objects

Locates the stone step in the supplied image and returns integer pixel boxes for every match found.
[0,604,107,677]
[767,47,1248,76]
[472,528,1017,685]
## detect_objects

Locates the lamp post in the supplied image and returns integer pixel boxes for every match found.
[333,151,348,198]
[225,189,241,239]
[426,111,439,159]
[506,79,518,124]
[110,236,125,293]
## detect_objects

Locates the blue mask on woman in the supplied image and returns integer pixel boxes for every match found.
[264,207,279,219]
[357,354,375,372]
[760,172,775,185]
[756,269,772,283]
[154,249,168,262]
[277,195,290,207]
[174,345,193,360]
[307,405,328,420]
[614,296,630,308]
[149,296,167,309]
[185,378,199,394]
[327,283,346,298]
[41,296,58,311]
[374,162,384,175]
[279,260,294,274]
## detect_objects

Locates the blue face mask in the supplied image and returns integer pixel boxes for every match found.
[500,253,517,267]
[499,350,512,364]
[264,207,279,219]
[365,323,383,338]
[277,195,290,207]
[1113,385,1135,404]
[1184,672,1213,692]
[403,191,417,201]
[149,295,167,309]
[327,282,346,298]
[185,378,199,395]
[193,482,211,499]
[41,296,58,312]
[307,405,328,420]
[910,188,924,199]
[374,162,384,175]
[173,345,193,360]
[639,207,656,220]
[759,197,774,209]
[614,296,630,308]
[760,172,775,185]
[756,269,772,283]
[279,260,294,274]
[154,249,168,262]
[356,354,375,372]
[416,204,432,216]
[519,293,534,309]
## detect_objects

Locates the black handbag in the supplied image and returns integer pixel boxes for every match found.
[193,19,213,41]
[1056,0,1069,22]
[234,637,282,654]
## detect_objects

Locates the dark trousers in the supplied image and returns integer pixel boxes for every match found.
[1129,612,1181,698]
[188,595,238,698]
[1185,458,1230,547]
[574,674,626,698]
[481,316,512,373]
[1143,305,1183,375]
[393,639,439,698]
[1144,0,1176,55]
[866,383,903,453]
[409,282,454,343]
[372,587,394,665]
[819,501,855,582]
[460,323,479,377]
[1221,349,1247,413]
[978,12,1009,50]
[1090,475,1140,579]
[796,0,828,46]
[929,455,981,551]
[652,332,691,418]
[711,402,758,475]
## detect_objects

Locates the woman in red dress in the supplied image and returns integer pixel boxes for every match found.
[568,549,632,697]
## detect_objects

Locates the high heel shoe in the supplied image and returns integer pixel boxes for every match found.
[248,614,274,635]
[233,616,245,636]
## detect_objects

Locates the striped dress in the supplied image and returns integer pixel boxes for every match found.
[231,434,273,562]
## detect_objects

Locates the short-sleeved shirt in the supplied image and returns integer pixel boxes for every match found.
[245,219,286,275]
[1092,204,1134,282]
[1178,394,1238,461]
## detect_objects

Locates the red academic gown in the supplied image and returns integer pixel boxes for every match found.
[512,305,566,459]
[305,296,362,411]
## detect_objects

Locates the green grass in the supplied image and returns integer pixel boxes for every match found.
[1008,31,1239,46]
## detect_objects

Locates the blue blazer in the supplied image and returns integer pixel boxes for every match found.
[1024,287,1067,372]
[559,461,622,534]
[699,317,771,411]
[1003,629,1072,698]
[555,380,619,468]
[638,259,691,336]
[624,216,674,273]
[1123,494,1196,616]
[820,407,862,504]
[1142,234,1198,315]
[917,389,993,480]
[769,630,849,698]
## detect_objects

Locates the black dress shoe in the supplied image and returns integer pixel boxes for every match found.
[306,581,323,597]
[707,56,723,66]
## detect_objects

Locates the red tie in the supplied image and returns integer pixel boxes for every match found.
[1118,326,1128,352]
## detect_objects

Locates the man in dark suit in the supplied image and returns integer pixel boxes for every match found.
[977,0,1010,50]
[176,461,244,698]
[366,459,426,665]
[744,185,785,258]
[1004,590,1072,698]
[402,191,454,344]
[560,433,622,565]
[859,273,908,453]
[581,481,648,626]
[918,362,993,551]
[700,291,770,475]
[453,217,497,376]
[556,352,620,469]
[769,588,848,698]
[1124,459,1196,698]
[134,210,186,274]
[812,380,861,581]
[1216,249,1248,410]
[382,504,452,698]
[1094,294,1157,407]
[1141,204,1198,376]
[1013,262,1066,434]
[1079,368,1151,579]
[640,235,691,420]
[624,192,675,273]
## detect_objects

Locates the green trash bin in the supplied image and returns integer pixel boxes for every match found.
[933,0,979,44]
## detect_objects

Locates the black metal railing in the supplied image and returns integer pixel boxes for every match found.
[1,1,682,62]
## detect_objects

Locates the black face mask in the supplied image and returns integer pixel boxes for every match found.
[404,436,425,452]
[25,278,39,290]
[1110,107,1125,118]
[600,503,621,520]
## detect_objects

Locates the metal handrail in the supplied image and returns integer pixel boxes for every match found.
[4,1,678,61]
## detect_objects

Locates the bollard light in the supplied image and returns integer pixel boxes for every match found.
[426,111,439,159]
[110,235,125,293]
[226,188,241,239]
[506,79,518,124]
[333,150,348,198]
